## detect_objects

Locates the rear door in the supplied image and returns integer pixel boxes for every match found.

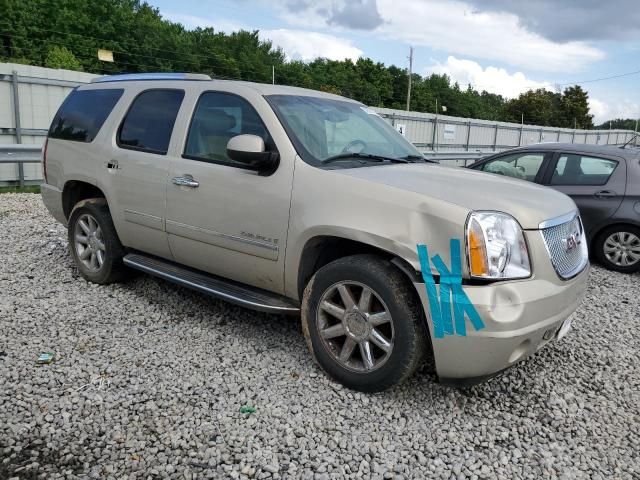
[542,151,626,236]
[101,88,185,258]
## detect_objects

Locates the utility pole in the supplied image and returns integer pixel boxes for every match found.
[272,65,275,85]
[406,46,413,111]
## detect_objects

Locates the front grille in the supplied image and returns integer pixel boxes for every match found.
[541,215,588,279]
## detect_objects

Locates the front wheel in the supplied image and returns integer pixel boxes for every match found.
[301,255,429,392]
[594,225,640,273]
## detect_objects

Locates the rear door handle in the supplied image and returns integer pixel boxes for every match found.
[172,175,199,188]
[594,190,616,198]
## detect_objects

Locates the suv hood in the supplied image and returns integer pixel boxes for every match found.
[335,163,576,229]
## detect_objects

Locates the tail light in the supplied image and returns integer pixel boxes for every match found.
[42,137,49,183]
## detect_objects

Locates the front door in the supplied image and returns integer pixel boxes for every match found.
[543,152,626,236]
[165,91,294,294]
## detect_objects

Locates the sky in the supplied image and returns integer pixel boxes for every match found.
[150,0,640,124]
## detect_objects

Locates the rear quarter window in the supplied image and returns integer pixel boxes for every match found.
[48,89,124,142]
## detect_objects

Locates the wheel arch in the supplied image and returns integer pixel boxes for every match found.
[590,220,640,251]
[62,180,106,220]
[295,234,421,301]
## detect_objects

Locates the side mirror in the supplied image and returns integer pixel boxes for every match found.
[227,134,278,173]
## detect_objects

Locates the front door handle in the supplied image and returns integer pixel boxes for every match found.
[172,175,199,188]
[594,190,616,198]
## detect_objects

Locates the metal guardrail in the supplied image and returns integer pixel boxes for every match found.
[1,144,483,186]
[0,145,42,187]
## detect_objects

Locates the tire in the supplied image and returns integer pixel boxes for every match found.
[68,198,128,284]
[594,225,640,273]
[301,254,429,392]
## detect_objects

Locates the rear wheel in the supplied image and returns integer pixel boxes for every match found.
[594,225,640,273]
[68,198,128,284]
[301,255,429,392]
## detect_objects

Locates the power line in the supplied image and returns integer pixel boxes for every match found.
[0,31,272,81]
[0,22,276,65]
[558,68,640,86]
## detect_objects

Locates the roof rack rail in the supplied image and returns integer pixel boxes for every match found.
[91,72,212,83]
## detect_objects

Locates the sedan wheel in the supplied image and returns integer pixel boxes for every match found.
[603,231,640,267]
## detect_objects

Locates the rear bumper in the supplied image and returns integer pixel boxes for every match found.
[413,264,589,383]
[41,183,66,226]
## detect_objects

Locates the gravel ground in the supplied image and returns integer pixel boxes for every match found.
[0,193,638,480]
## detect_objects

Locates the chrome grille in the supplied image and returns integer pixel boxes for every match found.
[541,215,588,279]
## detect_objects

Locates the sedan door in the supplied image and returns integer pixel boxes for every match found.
[472,151,551,183]
[542,152,626,236]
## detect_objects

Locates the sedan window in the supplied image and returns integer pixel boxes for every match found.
[550,155,618,186]
[481,153,545,181]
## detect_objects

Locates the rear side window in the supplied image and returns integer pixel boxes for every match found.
[118,89,185,155]
[49,89,123,142]
[551,154,618,186]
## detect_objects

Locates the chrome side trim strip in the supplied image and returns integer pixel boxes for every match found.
[123,256,299,314]
[166,219,279,252]
[538,210,579,230]
[124,209,163,230]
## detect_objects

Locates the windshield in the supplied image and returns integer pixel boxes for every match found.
[267,95,425,167]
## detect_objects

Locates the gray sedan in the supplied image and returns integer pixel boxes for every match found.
[469,142,640,273]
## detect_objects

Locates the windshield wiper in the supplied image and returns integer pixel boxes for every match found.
[397,154,438,164]
[321,153,410,165]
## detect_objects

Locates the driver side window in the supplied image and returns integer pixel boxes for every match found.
[184,92,271,167]
[481,153,544,182]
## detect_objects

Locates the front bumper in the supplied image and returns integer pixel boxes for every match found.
[413,263,589,384]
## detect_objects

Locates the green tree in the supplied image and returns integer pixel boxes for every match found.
[559,86,593,129]
[44,45,82,70]
[0,0,601,128]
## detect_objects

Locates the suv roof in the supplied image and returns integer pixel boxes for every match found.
[506,142,640,159]
[84,72,359,103]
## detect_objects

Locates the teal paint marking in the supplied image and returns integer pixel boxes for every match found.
[417,239,485,338]
[416,244,443,338]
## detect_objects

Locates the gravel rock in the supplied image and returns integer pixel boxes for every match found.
[0,193,638,479]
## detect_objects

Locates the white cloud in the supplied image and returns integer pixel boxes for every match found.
[589,97,640,125]
[260,29,362,62]
[376,0,605,72]
[427,56,552,98]
[162,12,247,33]
[161,11,362,63]
[272,0,605,72]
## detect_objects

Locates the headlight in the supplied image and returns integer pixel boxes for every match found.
[466,211,531,279]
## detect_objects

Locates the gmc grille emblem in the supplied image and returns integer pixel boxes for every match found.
[562,233,580,252]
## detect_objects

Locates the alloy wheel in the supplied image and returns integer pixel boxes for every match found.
[74,213,106,272]
[316,281,394,372]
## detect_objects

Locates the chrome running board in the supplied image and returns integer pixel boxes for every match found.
[123,253,300,315]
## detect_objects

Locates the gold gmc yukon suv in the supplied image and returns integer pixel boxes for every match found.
[41,73,589,391]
